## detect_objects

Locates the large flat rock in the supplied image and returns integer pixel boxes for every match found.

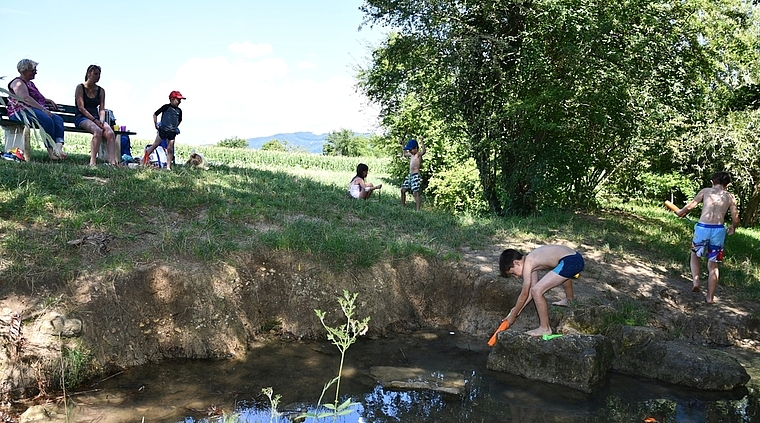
[369,366,467,395]
[607,326,750,391]
[486,332,614,393]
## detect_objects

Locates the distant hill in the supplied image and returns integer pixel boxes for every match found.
[247,131,373,154]
[247,132,327,154]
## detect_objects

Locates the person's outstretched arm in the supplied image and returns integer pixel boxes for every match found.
[677,189,706,217]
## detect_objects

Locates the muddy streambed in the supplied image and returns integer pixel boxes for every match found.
[17,329,759,423]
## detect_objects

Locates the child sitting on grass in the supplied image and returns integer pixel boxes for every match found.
[349,163,381,199]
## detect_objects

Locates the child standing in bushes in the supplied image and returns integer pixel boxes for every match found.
[401,138,426,211]
[673,171,739,304]
[143,91,185,170]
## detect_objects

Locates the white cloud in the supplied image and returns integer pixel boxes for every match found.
[44,46,380,147]
[297,61,317,69]
[228,42,273,58]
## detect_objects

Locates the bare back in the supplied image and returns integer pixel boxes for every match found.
[694,186,737,225]
[523,245,576,273]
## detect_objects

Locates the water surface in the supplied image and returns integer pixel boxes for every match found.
[47,329,759,422]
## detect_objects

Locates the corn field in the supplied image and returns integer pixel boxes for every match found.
[45,133,390,174]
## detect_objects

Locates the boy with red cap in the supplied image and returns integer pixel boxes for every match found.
[143,90,186,170]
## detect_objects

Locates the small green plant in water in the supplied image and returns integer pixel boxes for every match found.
[219,411,242,423]
[300,290,370,422]
[262,387,282,423]
[57,341,92,390]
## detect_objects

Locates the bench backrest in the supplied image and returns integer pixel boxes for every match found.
[0,97,135,135]
[52,104,79,127]
[0,99,10,121]
[0,97,78,127]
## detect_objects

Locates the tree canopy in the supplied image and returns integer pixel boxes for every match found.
[260,139,288,151]
[217,136,249,149]
[322,129,382,157]
[359,0,760,224]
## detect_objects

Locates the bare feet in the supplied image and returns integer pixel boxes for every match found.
[692,284,701,292]
[552,299,569,307]
[53,143,66,159]
[525,327,553,337]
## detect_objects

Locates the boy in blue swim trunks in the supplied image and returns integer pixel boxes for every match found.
[499,245,584,336]
[401,138,426,211]
[674,171,739,304]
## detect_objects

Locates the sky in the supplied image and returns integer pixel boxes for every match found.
[2,0,388,145]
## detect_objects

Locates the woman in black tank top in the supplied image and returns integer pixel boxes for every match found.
[74,65,117,166]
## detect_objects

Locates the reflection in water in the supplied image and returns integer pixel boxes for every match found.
[223,382,756,423]
[50,330,758,423]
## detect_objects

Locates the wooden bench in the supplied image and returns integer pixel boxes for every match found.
[0,97,136,161]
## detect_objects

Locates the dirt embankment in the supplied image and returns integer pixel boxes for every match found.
[1,244,759,402]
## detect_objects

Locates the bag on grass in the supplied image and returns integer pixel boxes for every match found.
[120,135,132,158]
[147,145,168,168]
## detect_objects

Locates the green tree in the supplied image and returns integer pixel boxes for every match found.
[359,0,760,217]
[672,111,760,226]
[260,139,288,151]
[217,136,248,148]
[322,129,376,157]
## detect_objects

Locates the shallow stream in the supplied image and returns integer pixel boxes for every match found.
[30,329,760,422]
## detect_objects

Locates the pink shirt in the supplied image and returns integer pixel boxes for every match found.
[7,78,47,116]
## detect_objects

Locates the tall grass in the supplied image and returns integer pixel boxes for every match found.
[1,133,759,300]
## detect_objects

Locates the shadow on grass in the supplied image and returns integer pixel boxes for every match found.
[0,158,758,300]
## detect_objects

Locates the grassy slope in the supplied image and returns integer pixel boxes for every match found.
[1,133,759,301]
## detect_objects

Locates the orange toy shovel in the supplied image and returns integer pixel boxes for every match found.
[487,319,510,347]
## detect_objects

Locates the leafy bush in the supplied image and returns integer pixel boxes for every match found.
[322,129,381,157]
[260,139,288,151]
[641,172,699,202]
[607,171,699,205]
[217,136,249,148]
[427,158,489,215]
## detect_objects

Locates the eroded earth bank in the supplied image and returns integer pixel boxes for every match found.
[1,245,759,416]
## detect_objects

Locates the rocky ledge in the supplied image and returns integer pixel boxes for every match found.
[486,326,750,393]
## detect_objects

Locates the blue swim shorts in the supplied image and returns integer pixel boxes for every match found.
[692,222,726,262]
[552,252,585,279]
[74,116,90,128]
[401,172,421,193]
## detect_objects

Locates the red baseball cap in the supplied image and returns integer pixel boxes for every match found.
[169,91,186,99]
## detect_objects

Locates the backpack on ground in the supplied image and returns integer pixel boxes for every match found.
[120,135,132,158]
[146,145,168,168]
